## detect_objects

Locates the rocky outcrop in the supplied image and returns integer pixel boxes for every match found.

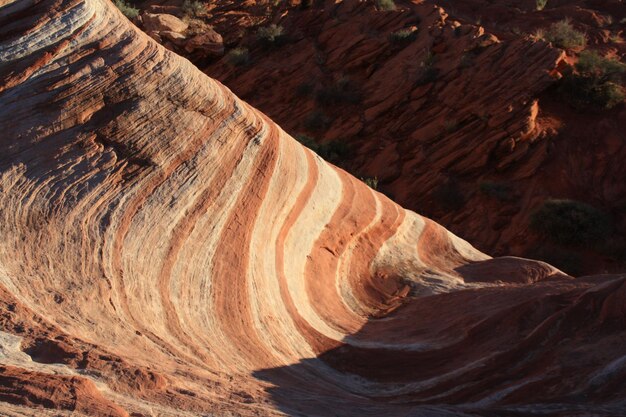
[196,0,625,275]
[139,11,224,60]
[0,0,624,416]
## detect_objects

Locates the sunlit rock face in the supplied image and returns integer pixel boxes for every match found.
[0,1,624,416]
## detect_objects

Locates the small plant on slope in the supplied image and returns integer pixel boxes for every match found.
[182,0,205,17]
[536,0,548,11]
[376,0,396,11]
[560,50,625,109]
[543,19,586,49]
[361,177,379,190]
[257,24,285,46]
[530,199,611,246]
[114,0,139,19]
[226,48,250,66]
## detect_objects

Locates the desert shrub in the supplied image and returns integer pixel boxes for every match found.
[536,0,548,11]
[295,134,316,147]
[479,181,512,201]
[303,111,330,131]
[317,140,349,163]
[182,0,204,17]
[560,50,625,109]
[526,245,583,276]
[433,182,465,210]
[361,177,379,190]
[316,78,361,106]
[226,48,250,66]
[114,0,139,19]
[530,199,611,246]
[295,134,349,163]
[257,24,285,46]
[390,28,417,43]
[376,0,396,11]
[416,51,439,85]
[417,67,438,85]
[443,119,459,133]
[543,19,586,49]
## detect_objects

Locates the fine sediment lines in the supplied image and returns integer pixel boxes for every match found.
[0,1,624,416]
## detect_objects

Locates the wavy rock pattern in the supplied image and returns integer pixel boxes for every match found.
[0,1,624,416]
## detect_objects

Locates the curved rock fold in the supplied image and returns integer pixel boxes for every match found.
[0,1,624,416]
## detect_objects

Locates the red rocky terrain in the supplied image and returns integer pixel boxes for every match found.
[0,0,625,416]
[134,0,626,276]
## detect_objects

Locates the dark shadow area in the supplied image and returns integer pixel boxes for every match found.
[253,275,626,416]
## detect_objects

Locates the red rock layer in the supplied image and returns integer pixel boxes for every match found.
[0,1,624,416]
[193,0,625,275]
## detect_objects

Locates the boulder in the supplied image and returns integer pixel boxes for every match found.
[142,13,188,34]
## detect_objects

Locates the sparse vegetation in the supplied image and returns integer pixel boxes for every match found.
[316,78,361,106]
[226,48,250,66]
[257,24,285,46]
[390,28,417,44]
[303,111,330,131]
[535,0,548,11]
[114,0,139,19]
[539,19,586,49]
[182,0,204,17]
[361,177,379,190]
[560,50,625,109]
[376,0,396,11]
[416,51,438,85]
[295,134,349,163]
[443,119,459,133]
[530,199,611,246]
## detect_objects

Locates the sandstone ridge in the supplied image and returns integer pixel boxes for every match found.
[0,1,624,416]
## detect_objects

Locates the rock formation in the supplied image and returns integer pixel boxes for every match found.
[195,0,626,275]
[0,0,624,416]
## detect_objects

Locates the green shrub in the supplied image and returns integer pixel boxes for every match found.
[361,177,379,190]
[226,48,250,66]
[390,28,417,43]
[182,0,204,17]
[303,111,330,131]
[317,140,349,163]
[376,0,396,11]
[530,199,611,246]
[536,0,548,11]
[560,50,625,109]
[257,24,285,45]
[543,19,586,49]
[114,0,139,19]
[294,134,349,163]
[295,134,317,148]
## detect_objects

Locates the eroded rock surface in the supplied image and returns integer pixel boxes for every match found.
[0,1,625,416]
